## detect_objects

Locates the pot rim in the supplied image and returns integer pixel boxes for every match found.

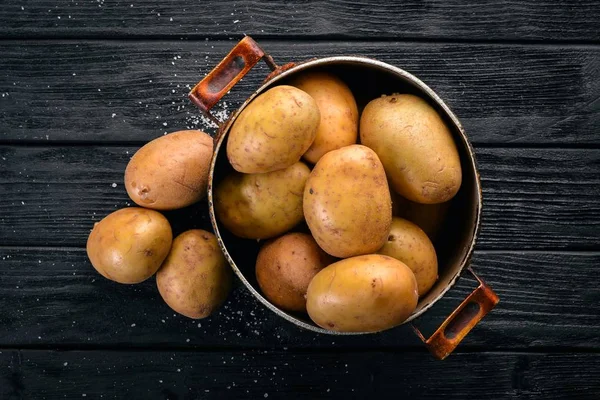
[207,56,483,335]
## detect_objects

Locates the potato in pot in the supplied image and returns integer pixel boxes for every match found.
[306,254,418,332]
[214,161,310,239]
[360,94,462,204]
[255,232,335,313]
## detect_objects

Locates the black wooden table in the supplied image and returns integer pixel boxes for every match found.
[1,1,599,399]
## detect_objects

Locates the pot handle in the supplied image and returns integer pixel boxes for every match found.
[188,36,278,125]
[412,267,499,360]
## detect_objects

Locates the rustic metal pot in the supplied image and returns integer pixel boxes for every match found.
[189,37,498,360]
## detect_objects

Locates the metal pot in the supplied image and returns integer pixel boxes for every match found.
[188,37,498,359]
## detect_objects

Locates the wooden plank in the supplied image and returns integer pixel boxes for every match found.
[1,349,599,399]
[0,41,598,145]
[0,0,598,42]
[1,145,598,249]
[0,246,598,350]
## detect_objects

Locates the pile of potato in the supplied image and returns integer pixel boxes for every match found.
[86,130,232,319]
[216,71,462,333]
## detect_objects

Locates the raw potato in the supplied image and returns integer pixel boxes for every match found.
[125,130,214,210]
[391,190,450,241]
[288,71,358,163]
[360,94,462,204]
[214,162,310,239]
[156,230,232,319]
[303,144,392,258]
[86,207,172,284]
[226,85,320,173]
[306,254,418,332]
[255,233,335,313]
[378,218,438,296]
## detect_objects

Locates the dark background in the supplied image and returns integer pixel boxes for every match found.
[1,1,599,399]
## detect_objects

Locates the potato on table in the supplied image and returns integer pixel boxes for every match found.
[214,161,310,239]
[226,85,320,173]
[360,94,462,204]
[125,130,214,210]
[157,230,231,319]
[86,207,172,284]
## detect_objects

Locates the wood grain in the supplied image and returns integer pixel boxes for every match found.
[0,41,598,145]
[1,145,598,249]
[1,246,598,350]
[1,349,599,399]
[0,0,598,42]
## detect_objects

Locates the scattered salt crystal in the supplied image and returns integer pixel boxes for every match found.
[64,362,68,366]
[111,183,117,188]
[131,323,136,327]
[111,113,116,118]
[233,20,240,23]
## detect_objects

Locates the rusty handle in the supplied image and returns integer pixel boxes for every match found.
[412,268,499,360]
[188,36,277,125]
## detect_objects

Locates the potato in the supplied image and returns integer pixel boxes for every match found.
[360,94,462,204]
[214,161,310,239]
[86,207,172,284]
[255,233,335,313]
[306,254,418,332]
[125,130,213,210]
[226,85,320,173]
[156,230,231,319]
[303,144,392,258]
[288,71,358,164]
[391,191,450,241]
[378,218,438,296]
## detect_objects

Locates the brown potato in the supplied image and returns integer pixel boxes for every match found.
[303,144,392,258]
[214,161,310,239]
[227,85,320,173]
[360,94,462,204]
[288,71,358,164]
[306,254,418,332]
[125,130,213,210]
[156,230,232,319]
[86,207,172,284]
[255,232,335,313]
[377,217,438,296]
[391,190,451,241]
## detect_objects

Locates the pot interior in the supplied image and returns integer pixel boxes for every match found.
[209,58,481,334]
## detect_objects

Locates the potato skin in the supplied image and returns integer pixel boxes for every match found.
[306,254,418,332]
[378,218,438,296]
[156,230,231,319]
[214,162,310,239]
[86,207,172,284]
[360,94,462,204]
[226,85,320,173]
[303,144,392,258]
[125,130,214,210]
[288,71,358,164]
[391,191,450,241]
[255,233,335,313]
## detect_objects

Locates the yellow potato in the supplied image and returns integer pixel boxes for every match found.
[156,230,232,319]
[288,71,358,164]
[214,161,310,239]
[255,232,335,313]
[227,85,320,173]
[378,218,438,296]
[125,130,214,210]
[303,144,392,258]
[306,254,418,332]
[391,191,450,241]
[86,207,172,284]
[360,94,462,204]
